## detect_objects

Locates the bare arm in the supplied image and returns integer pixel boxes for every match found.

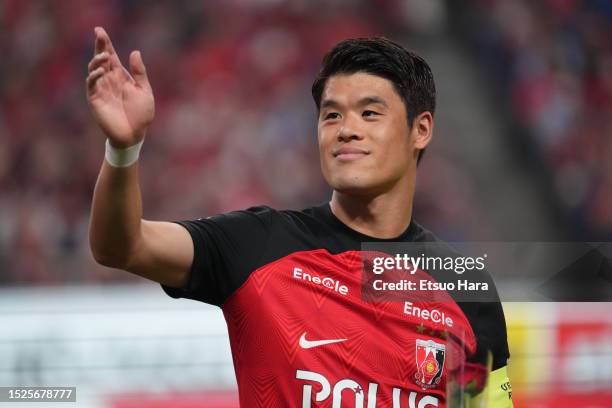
[86,27,192,287]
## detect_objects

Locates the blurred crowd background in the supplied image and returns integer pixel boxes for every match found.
[1,0,400,284]
[1,1,611,407]
[464,0,612,239]
[1,0,610,285]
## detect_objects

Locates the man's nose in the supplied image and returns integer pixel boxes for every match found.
[337,117,363,142]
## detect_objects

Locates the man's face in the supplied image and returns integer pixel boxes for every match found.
[317,72,420,196]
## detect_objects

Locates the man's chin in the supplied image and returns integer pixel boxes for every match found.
[330,180,380,198]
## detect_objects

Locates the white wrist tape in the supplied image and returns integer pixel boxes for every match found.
[105,139,143,168]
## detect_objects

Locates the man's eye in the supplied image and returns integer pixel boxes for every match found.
[324,112,340,120]
[363,110,379,117]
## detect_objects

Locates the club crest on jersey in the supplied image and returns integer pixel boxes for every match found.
[414,339,445,389]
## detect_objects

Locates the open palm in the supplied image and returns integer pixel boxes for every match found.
[86,27,154,148]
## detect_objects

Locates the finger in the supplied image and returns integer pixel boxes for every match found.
[129,50,150,89]
[94,26,122,69]
[94,27,116,55]
[86,67,106,93]
[88,52,109,73]
[94,29,105,56]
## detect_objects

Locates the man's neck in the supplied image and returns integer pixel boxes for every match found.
[330,182,415,239]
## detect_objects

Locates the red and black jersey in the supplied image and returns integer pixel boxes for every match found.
[162,203,510,407]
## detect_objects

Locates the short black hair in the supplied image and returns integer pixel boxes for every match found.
[312,37,436,163]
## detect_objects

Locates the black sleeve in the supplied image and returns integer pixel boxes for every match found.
[476,300,511,370]
[463,298,511,371]
[161,205,274,306]
[458,270,510,371]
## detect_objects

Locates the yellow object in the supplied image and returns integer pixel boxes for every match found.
[468,366,513,407]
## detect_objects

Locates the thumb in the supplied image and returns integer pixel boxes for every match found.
[129,50,150,89]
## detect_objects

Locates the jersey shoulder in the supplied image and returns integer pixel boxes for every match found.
[162,204,346,305]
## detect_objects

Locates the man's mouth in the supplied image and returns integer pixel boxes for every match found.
[333,147,370,161]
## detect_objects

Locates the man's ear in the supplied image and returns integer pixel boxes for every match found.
[411,111,434,151]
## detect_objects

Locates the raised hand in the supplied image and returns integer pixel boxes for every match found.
[86,27,155,148]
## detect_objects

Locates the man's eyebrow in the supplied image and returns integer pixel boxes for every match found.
[357,96,388,108]
[320,99,340,109]
[320,96,389,110]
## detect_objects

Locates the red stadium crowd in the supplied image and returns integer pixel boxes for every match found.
[0,1,433,284]
[3,0,607,285]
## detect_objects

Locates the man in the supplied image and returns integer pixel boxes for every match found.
[87,26,513,407]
